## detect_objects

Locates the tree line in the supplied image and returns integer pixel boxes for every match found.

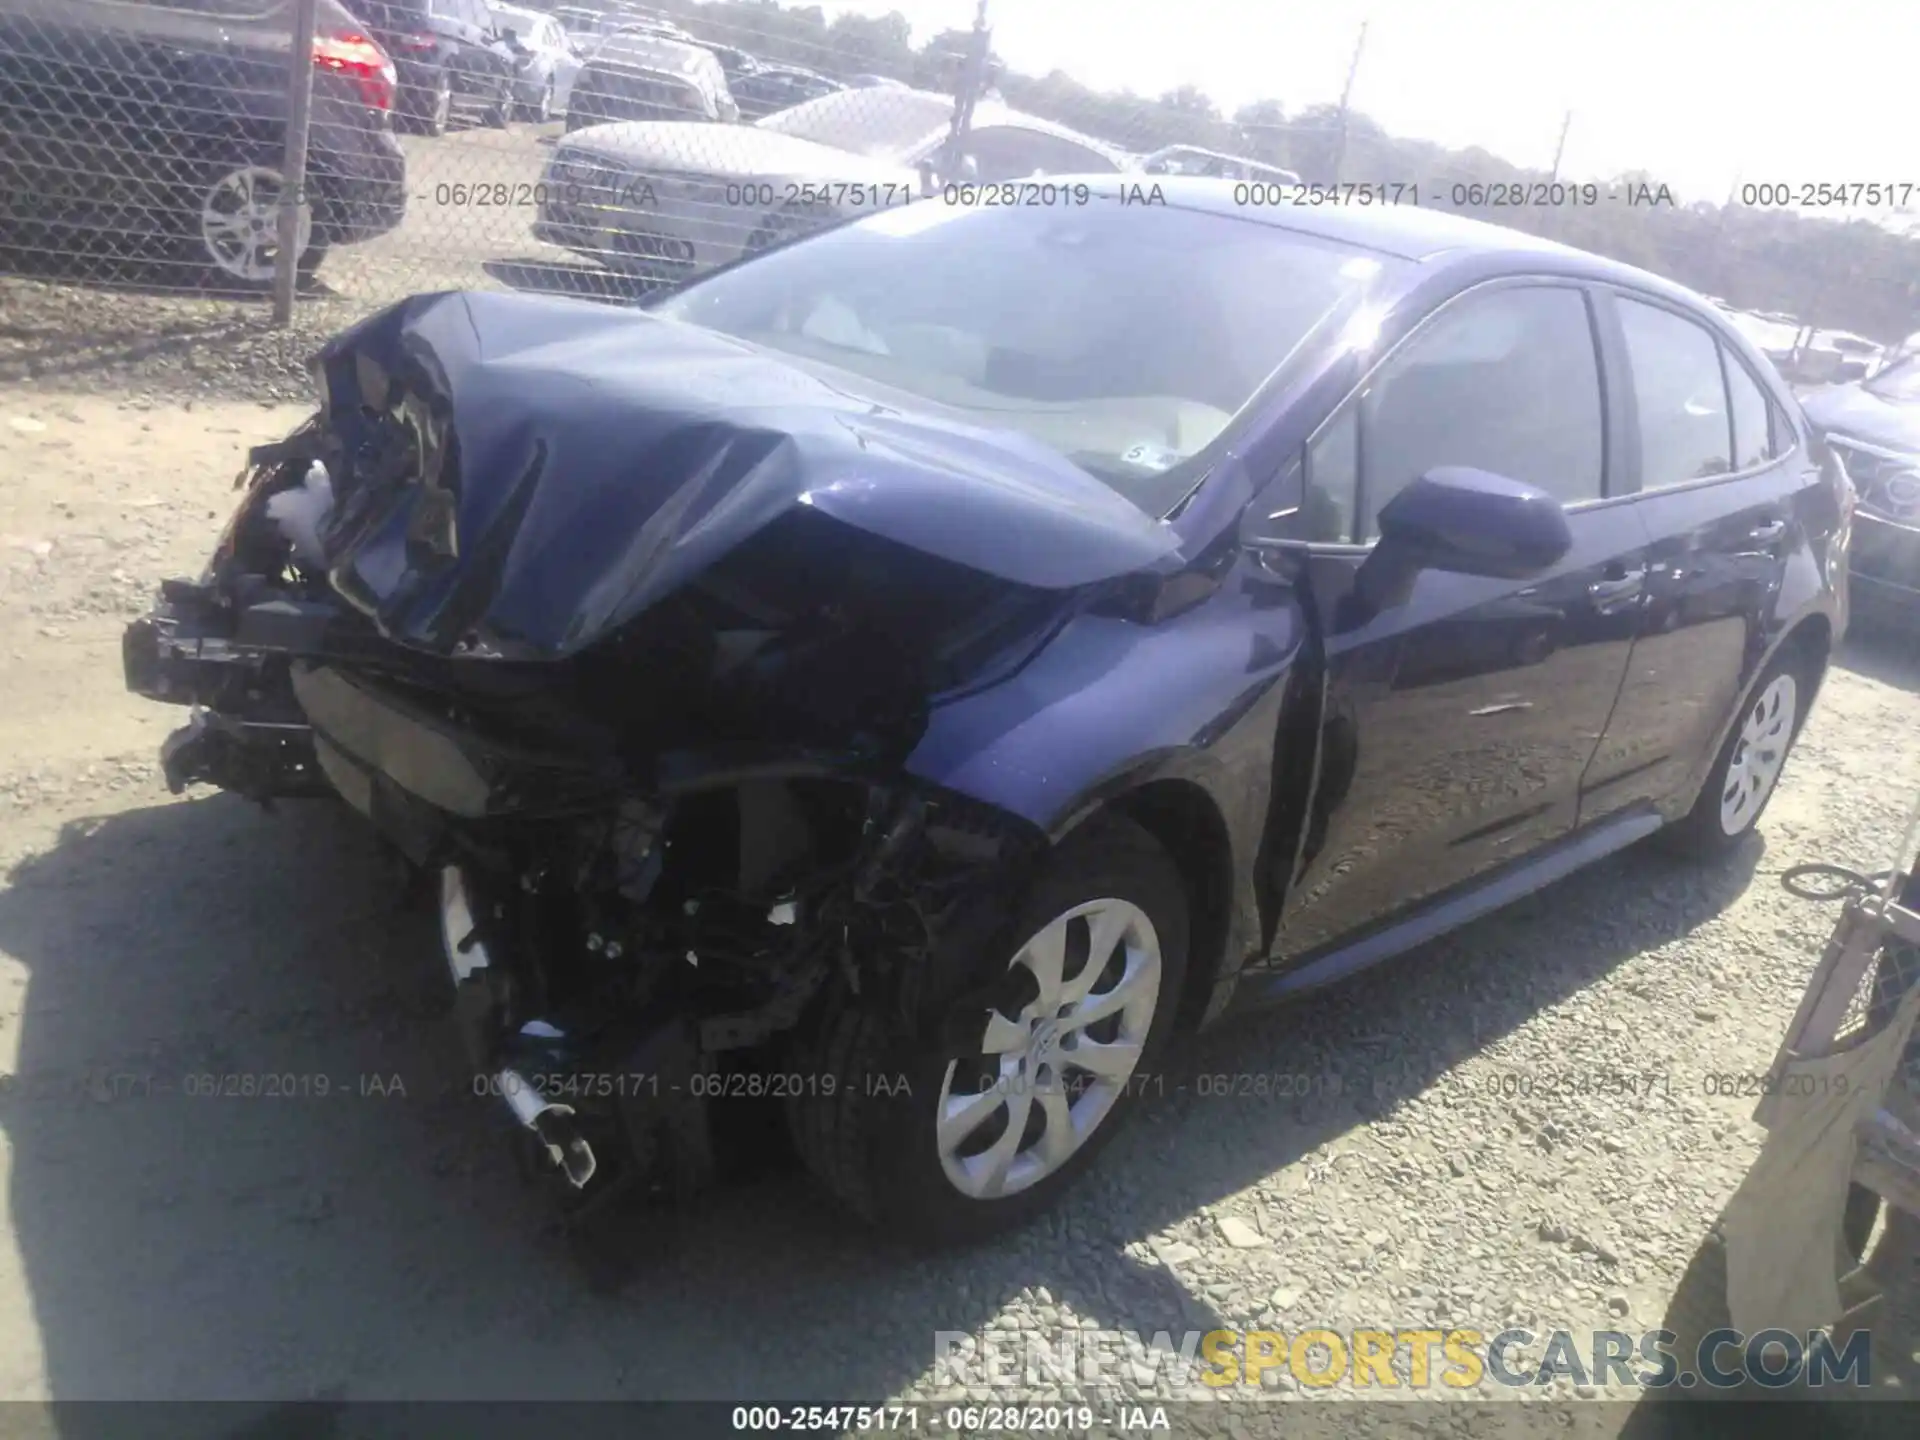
[549,0,1920,343]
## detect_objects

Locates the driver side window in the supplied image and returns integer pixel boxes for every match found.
[1302,284,1606,543]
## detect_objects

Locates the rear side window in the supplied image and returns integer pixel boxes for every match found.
[1723,350,1777,469]
[1308,284,1606,542]
[1617,297,1732,487]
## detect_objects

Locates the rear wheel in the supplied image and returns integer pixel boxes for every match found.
[416,74,453,137]
[1658,648,1811,859]
[786,816,1189,1246]
[190,162,327,289]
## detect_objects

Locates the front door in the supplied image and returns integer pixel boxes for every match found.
[1269,280,1648,963]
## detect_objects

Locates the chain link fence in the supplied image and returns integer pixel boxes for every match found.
[2,0,1918,363]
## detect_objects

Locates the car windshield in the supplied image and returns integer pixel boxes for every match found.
[649,201,1401,516]
[1866,353,1920,403]
[351,0,427,26]
[756,87,955,156]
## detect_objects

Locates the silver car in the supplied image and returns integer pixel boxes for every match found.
[533,85,1127,282]
[490,2,582,121]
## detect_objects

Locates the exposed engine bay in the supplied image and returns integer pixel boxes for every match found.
[116,290,1202,1226]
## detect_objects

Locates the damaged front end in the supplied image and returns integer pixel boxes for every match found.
[124,290,1177,1218]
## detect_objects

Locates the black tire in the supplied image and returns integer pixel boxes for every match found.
[521,80,554,124]
[420,75,453,137]
[786,815,1190,1246]
[1657,645,1814,860]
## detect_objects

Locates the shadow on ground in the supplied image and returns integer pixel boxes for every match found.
[1836,615,1920,695]
[0,783,1766,1407]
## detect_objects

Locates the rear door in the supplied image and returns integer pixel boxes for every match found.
[1268,279,1650,962]
[432,0,497,100]
[1578,289,1810,824]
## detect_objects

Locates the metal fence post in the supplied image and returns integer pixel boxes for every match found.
[274,0,320,325]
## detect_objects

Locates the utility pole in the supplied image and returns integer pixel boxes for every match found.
[273,0,318,325]
[939,0,992,185]
[1328,20,1367,185]
[1714,170,1742,308]
[1548,110,1572,184]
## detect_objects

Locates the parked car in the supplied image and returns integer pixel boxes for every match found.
[1140,144,1301,186]
[845,73,910,89]
[564,31,736,133]
[602,15,696,44]
[537,86,1127,281]
[349,0,516,135]
[1722,308,1802,370]
[124,180,1846,1243]
[729,64,845,123]
[552,5,607,37]
[0,0,405,288]
[490,1,582,121]
[1801,351,1920,623]
[705,43,761,84]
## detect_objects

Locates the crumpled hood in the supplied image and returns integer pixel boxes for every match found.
[1800,381,1920,455]
[305,289,1183,660]
[554,120,917,184]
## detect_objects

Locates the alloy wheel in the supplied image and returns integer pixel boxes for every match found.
[935,898,1161,1200]
[1719,672,1797,835]
[198,165,308,284]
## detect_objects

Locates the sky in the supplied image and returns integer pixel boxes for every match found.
[811,0,1916,209]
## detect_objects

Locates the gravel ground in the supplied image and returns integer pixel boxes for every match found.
[2,310,1920,1425]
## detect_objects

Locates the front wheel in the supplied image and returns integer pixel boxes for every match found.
[786,816,1189,1246]
[1658,650,1809,859]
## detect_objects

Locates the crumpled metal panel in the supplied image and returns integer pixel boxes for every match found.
[305,289,1184,661]
[1724,941,1920,1337]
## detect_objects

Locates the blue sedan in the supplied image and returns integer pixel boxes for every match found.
[122,178,1849,1245]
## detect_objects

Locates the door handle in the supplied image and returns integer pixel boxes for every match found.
[1746,519,1787,546]
[1587,566,1646,602]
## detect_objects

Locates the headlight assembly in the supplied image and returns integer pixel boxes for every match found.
[1832,438,1920,525]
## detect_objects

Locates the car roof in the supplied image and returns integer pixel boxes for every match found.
[760,86,1128,166]
[1083,175,1707,295]
[591,32,718,74]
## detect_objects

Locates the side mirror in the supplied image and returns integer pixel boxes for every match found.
[1375,466,1573,579]
[1345,467,1570,622]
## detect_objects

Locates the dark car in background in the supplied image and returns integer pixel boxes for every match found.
[124,182,1845,1244]
[349,0,515,135]
[1801,351,1920,623]
[564,30,735,131]
[705,42,760,84]
[729,63,844,122]
[0,0,405,288]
